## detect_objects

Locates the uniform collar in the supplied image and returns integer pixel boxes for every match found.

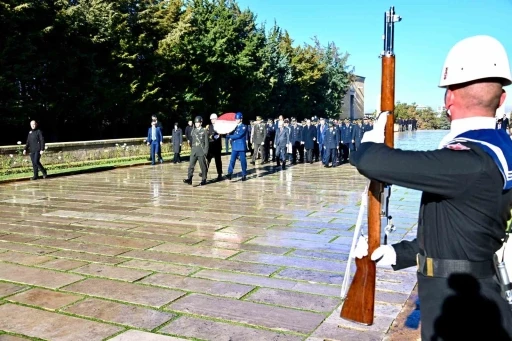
[438,117,496,149]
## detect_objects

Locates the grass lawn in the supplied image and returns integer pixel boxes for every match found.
[0,153,190,183]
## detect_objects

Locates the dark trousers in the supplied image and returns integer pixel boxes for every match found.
[263,139,271,162]
[291,141,303,163]
[417,273,512,341]
[173,148,181,163]
[30,152,46,178]
[247,141,253,156]
[341,142,352,161]
[325,148,337,166]
[188,152,207,181]
[207,149,222,176]
[252,142,265,164]
[305,149,314,163]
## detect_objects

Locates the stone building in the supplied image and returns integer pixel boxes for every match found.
[340,75,365,120]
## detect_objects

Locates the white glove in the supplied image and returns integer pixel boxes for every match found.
[353,236,368,259]
[371,245,397,266]
[361,111,389,144]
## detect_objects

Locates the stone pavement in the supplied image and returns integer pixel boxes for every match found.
[0,155,420,341]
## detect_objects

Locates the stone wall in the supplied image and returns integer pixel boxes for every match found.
[0,136,190,174]
[340,75,365,120]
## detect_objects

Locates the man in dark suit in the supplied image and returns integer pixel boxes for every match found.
[23,120,47,180]
[301,118,317,164]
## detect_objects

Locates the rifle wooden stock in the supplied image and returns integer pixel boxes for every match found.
[340,37,396,327]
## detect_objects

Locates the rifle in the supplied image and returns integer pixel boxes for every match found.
[340,6,401,325]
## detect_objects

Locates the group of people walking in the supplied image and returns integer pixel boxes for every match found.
[175,113,378,185]
[245,116,375,169]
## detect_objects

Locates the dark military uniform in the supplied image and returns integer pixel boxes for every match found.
[265,121,275,162]
[251,119,267,165]
[206,124,222,178]
[323,125,339,167]
[351,130,512,341]
[352,122,365,151]
[340,121,354,163]
[289,122,303,164]
[184,119,209,185]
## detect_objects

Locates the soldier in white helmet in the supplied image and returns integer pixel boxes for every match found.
[352,35,512,340]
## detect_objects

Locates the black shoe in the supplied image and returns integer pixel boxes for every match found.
[217,175,223,181]
[199,180,207,186]
[199,173,202,177]
[250,161,255,165]
[183,178,192,185]
[30,177,38,180]
[282,164,286,170]
[241,176,247,181]
[42,173,47,179]
[226,174,232,180]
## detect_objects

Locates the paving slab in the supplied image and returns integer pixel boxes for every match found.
[6,288,82,310]
[141,273,254,298]
[0,335,31,341]
[61,278,184,307]
[0,134,430,341]
[160,315,303,341]
[166,293,325,334]
[0,262,83,289]
[0,282,29,298]
[0,303,122,341]
[0,251,54,266]
[72,263,152,282]
[245,287,341,312]
[107,330,189,341]
[64,297,174,329]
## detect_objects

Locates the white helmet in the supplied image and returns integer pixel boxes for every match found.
[210,113,218,120]
[439,35,512,88]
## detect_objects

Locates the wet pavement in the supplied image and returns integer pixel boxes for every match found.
[0,130,444,340]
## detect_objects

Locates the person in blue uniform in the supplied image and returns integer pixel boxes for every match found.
[340,119,353,163]
[289,118,304,164]
[226,112,248,181]
[352,119,365,151]
[323,121,339,167]
[316,117,327,163]
[146,120,163,165]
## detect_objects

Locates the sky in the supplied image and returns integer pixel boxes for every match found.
[236,0,512,114]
